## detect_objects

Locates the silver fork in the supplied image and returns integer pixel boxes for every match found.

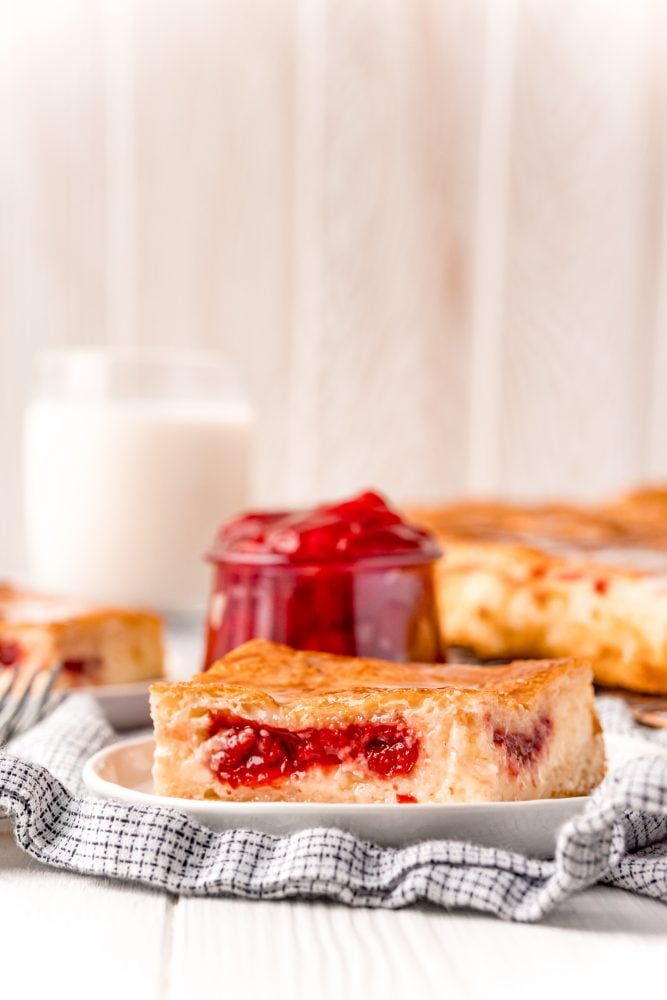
[0,663,63,745]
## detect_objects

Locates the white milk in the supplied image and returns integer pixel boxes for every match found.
[23,399,254,614]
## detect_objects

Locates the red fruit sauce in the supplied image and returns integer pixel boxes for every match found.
[204,490,443,666]
[492,717,552,776]
[206,712,419,788]
[61,655,103,678]
[0,638,22,667]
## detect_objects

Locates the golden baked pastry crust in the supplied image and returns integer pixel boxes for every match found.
[179,638,588,707]
[408,487,667,694]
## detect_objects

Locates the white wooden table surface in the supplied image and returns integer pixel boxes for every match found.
[2,828,667,1000]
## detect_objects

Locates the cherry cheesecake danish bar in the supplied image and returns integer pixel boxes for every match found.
[410,486,667,694]
[0,583,164,686]
[150,640,605,804]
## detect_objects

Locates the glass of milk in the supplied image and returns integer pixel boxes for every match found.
[23,348,255,617]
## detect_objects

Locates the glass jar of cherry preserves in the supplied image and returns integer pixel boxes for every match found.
[204,490,444,667]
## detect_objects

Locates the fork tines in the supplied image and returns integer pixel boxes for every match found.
[0,663,63,745]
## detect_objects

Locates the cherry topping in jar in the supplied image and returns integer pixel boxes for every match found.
[204,490,444,666]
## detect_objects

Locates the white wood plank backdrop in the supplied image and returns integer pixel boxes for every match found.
[2,0,667,577]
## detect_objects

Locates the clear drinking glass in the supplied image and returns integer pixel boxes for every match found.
[23,348,254,615]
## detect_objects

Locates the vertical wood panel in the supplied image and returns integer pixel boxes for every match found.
[647,0,667,479]
[290,0,486,506]
[287,0,328,503]
[133,0,295,504]
[102,0,138,347]
[498,0,661,499]
[0,1,108,575]
[466,0,518,493]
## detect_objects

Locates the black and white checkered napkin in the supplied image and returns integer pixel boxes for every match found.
[1,694,666,921]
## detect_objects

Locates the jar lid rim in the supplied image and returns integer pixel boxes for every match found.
[206,546,443,567]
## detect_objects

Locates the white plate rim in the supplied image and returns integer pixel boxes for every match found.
[86,679,155,699]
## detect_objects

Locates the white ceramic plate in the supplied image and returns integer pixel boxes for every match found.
[83,628,204,730]
[81,732,663,858]
[91,682,154,731]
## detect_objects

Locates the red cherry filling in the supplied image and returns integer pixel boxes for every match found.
[209,490,440,565]
[61,655,103,677]
[0,638,22,667]
[206,713,419,788]
[492,717,552,776]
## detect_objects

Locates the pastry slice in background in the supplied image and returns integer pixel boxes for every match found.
[0,582,164,687]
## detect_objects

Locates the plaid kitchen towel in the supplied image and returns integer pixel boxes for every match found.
[0,693,666,922]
